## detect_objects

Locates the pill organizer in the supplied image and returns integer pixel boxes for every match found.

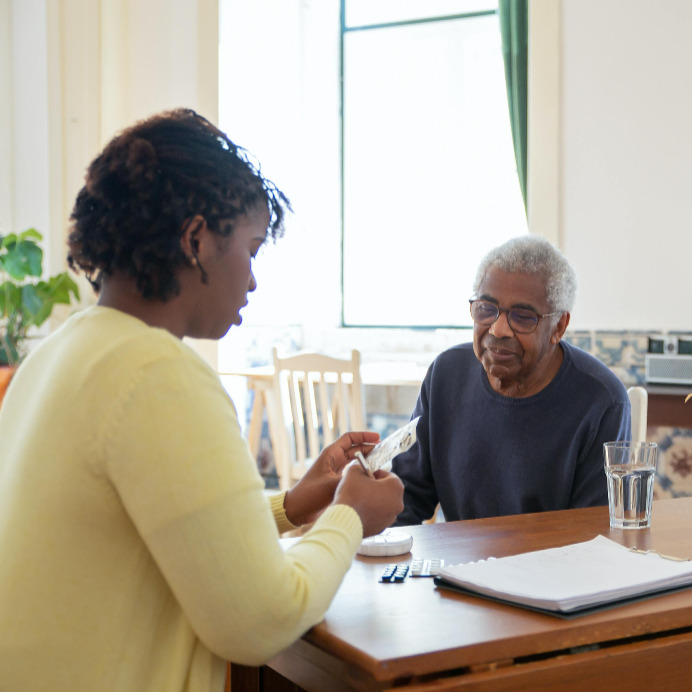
[380,564,410,583]
[379,558,445,583]
[357,530,413,557]
[410,557,445,577]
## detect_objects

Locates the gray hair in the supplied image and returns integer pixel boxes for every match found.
[473,235,577,312]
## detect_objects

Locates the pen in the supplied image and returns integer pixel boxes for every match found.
[354,451,375,479]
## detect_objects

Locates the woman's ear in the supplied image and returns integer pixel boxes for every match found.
[180,215,206,265]
[180,216,211,284]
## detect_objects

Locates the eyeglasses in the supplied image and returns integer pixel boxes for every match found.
[469,299,561,335]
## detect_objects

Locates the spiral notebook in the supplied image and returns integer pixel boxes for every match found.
[434,535,692,618]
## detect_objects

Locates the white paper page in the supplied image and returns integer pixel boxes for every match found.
[439,535,692,612]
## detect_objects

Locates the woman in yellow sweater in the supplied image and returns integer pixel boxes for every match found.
[0,109,404,691]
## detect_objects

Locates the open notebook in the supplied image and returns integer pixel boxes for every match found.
[434,535,692,618]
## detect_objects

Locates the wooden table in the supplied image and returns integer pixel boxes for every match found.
[231,497,692,691]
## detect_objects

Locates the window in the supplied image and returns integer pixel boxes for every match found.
[342,0,527,327]
[217,0,526,330]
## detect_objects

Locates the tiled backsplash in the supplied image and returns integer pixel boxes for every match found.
[564,331,692,500]
[564,330,692,387]
[653,427,692,500]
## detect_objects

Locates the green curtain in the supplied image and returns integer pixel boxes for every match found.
[498,0,528,212]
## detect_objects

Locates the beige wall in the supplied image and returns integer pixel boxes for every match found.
[527,0,560,247]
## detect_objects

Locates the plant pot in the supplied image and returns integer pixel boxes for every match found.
[0,365,16,408]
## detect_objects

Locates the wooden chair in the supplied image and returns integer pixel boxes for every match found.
[271,347,365,490]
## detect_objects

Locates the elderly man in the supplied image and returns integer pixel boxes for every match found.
[392,235,630,525]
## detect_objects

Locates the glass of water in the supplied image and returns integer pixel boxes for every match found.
[604,442,658,529]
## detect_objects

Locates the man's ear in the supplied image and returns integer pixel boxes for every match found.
[180,215,206,264]
[551,312,571,344]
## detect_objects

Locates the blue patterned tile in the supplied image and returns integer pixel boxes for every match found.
[652,427,692,499]
[592,331,648,386]
[564,330,592,352]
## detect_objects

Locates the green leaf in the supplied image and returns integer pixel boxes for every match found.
[1,229,41,249]
[42,273,80,304]
[16,228,43,243]
[0,234,17,250]
[21,284,43,319]
[0,229,80,364]
[22,274,80,327]
[1,239,43,280]
[0,281,22,317]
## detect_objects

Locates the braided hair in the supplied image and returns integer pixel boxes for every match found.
[68,108,290,301]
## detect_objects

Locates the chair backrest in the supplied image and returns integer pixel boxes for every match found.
[272,347,365,490]
[627,386,648,443]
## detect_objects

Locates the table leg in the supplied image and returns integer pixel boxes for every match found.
[228,663,304,692]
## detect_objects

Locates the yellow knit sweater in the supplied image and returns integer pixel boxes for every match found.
[0,306,362,691]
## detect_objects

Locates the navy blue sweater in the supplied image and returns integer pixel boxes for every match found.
[392,341,630,525]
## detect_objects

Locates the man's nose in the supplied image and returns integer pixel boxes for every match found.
[488,309,514,337]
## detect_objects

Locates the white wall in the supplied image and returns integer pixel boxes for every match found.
[540,0,692,331]
[2,0,217,262]
[2,1,51,244]
[1,0,220,363]
[0,0,15,237]
[4,0,692,353]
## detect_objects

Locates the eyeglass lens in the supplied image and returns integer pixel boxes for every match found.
[470,301,539,334]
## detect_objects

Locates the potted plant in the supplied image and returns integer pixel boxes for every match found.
[0,228,80,400]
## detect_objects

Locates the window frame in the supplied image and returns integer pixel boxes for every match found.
[339,0,525,330]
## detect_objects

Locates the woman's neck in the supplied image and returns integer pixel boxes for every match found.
[97,273,187,339]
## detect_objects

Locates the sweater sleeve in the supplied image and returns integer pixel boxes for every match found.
[269,491,301,534]
[100,352,363,665]
[569,397,631,508]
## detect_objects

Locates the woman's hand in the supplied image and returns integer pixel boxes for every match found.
[283,431,380,526]
[333,465,405,537]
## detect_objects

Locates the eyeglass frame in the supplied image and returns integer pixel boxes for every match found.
[468,299,563,335]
